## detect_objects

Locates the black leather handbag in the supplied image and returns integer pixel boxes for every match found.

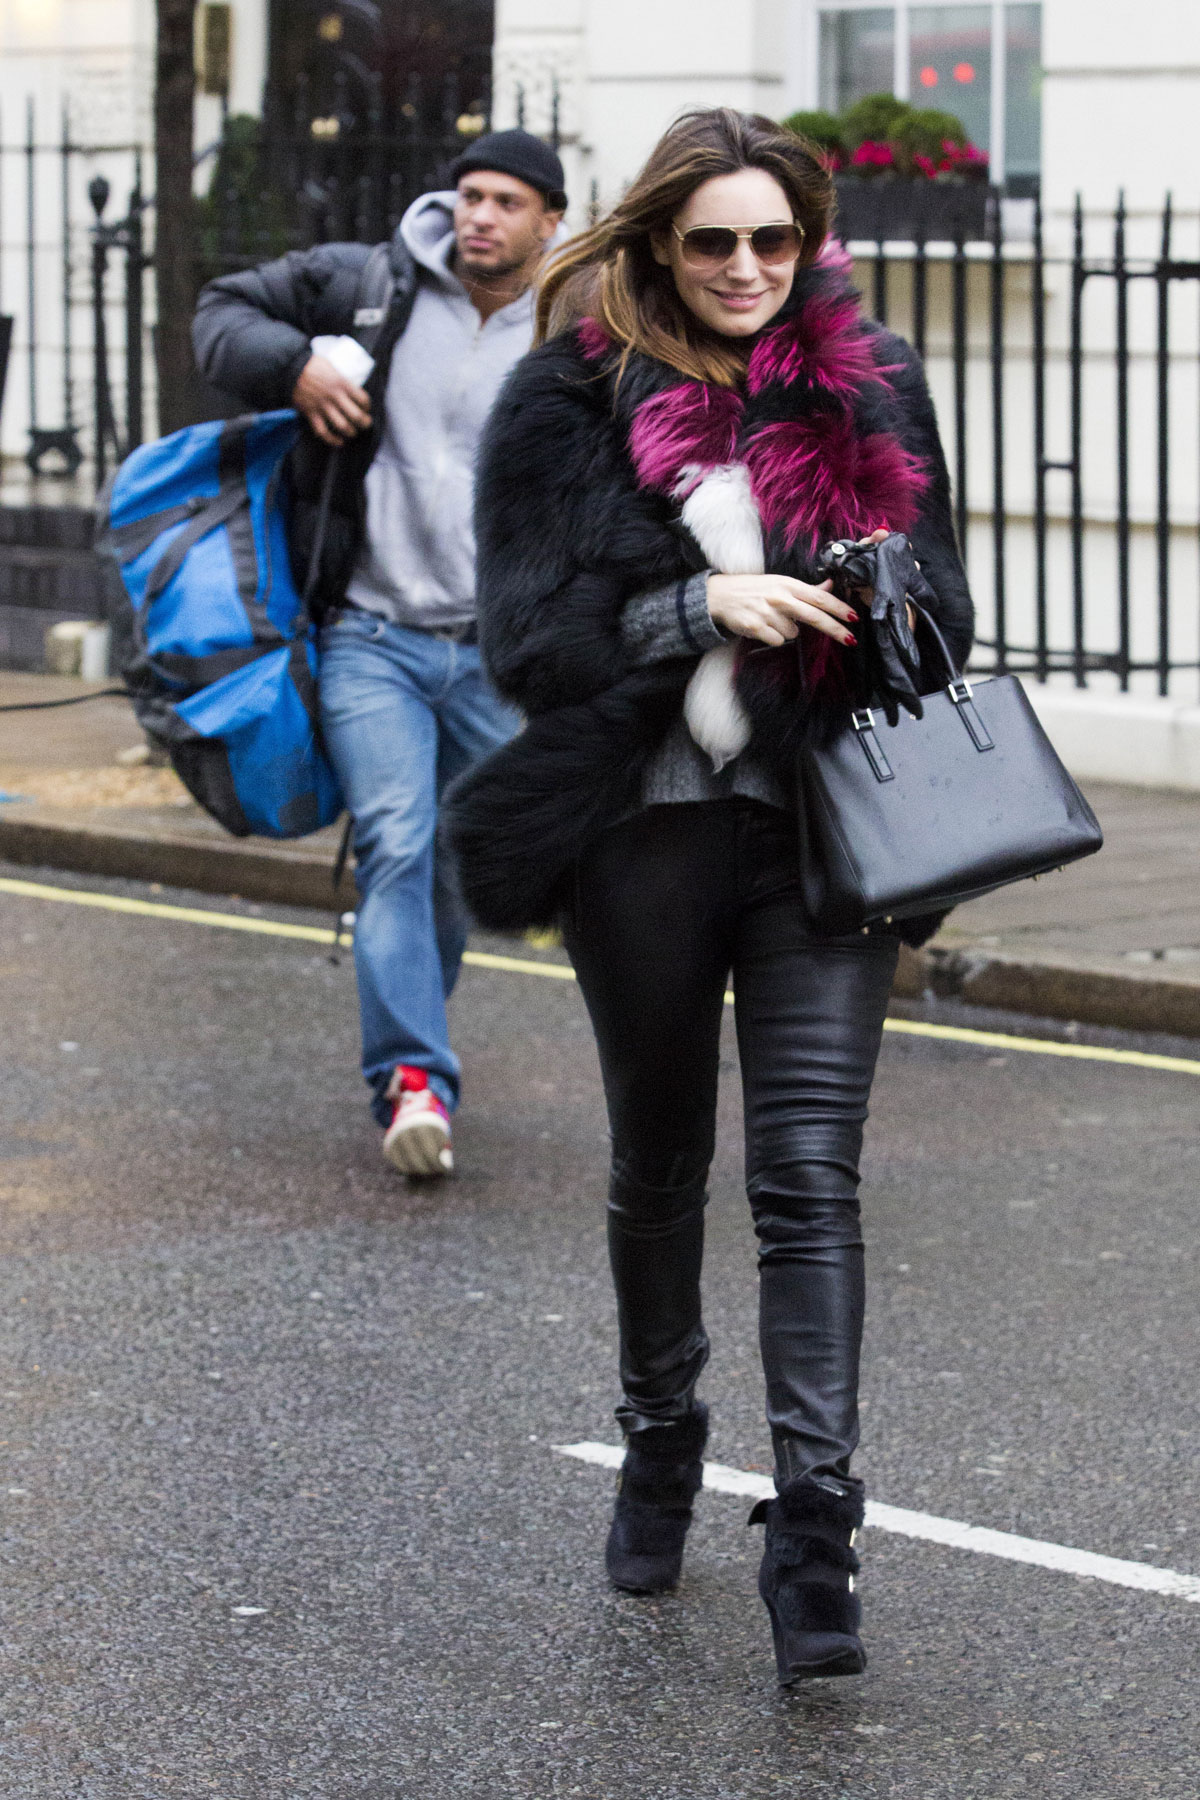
[796,606,1104,932]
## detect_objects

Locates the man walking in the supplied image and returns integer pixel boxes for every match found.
[193,131,568,1177]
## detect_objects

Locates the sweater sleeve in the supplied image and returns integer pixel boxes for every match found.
[620,572,724,666]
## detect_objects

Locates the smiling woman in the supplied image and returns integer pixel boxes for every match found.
[537,111,833,387]
[447,106,976,1688]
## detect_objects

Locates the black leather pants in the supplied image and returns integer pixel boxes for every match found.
[563,800,899,1489]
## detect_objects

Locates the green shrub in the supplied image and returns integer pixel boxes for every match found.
[890,106,969,172]
[194,114,292,270]
[840,92,912,151]
[781,109,845,162]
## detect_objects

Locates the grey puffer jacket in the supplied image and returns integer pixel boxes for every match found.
[193,225,415,613]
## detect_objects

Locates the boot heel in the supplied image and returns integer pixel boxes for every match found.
[605,1404,708,1595]
[750,1479,868,1684]
[761,1593,792,1686]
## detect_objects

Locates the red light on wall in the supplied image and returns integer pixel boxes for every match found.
[954,61,976,83]
[919,65,939,87]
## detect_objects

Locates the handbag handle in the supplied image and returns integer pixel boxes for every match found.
[907,600,994,752]
[908,600,963,688]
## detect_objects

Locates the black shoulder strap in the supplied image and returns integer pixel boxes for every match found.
[349,242,396,356]
[350,240,417,360]
[362,250,417,416]
[296,240,419,614]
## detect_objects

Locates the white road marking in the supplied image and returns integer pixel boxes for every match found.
[553,1442,1200,1605]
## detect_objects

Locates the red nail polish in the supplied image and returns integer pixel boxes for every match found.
[845,633,857,647]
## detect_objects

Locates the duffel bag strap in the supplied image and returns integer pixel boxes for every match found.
[142,483,249,601]
[104,499,204,565]
[287,633,320,728]
[148,644,272,689]
[142,420,285,650]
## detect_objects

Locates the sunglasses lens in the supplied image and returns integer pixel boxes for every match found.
[679,227,738,265]
[678,224,804,267]
[751,224,803,263]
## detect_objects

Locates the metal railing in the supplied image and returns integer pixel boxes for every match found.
[4,108,1199,700]
[0,74,498,480]
[0,102,150,482]
[845,191,1200,697]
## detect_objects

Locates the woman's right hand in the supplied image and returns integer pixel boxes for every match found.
[706,573,858,649]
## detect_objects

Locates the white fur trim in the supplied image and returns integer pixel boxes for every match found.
[680,463,764,576]
[679,463,762,768]
[683,641,752,771]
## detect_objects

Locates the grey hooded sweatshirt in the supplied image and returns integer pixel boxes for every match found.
[346,190,557,631]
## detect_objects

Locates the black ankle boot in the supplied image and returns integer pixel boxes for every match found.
[749,1476,866,1682]
[604,1403,709,1595]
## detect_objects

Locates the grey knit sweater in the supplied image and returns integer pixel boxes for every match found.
[620,572,788,812]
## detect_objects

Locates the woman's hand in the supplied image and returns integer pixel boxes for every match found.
[706,573,858,649]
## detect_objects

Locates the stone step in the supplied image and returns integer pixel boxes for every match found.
[0,543,108,612]
[0,503,96,551]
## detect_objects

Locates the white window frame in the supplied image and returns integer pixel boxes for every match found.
[786,0,1019,184]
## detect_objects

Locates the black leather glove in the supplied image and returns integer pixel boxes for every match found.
[817,532,937,725]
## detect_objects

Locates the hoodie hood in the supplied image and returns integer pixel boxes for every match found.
[398,190,461,289]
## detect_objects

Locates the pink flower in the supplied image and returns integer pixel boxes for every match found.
[851,140,894,170]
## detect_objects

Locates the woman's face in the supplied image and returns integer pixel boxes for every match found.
[651,167,800,340]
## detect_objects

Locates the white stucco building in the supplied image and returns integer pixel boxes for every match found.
[492,0,1200,223]
[6,1,1194,223]
[0,0,266,149]
[4,0,1200,758]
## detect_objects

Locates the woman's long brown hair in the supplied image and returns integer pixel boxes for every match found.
[536,108,834,387]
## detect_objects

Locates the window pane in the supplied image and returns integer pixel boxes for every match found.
[819,9,896,114]
[908,5,992,152]
[1005,3,1042,179]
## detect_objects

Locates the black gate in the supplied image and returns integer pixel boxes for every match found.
[846,193,1200,698]
[0,69,502,485]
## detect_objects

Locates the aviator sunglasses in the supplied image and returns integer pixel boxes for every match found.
[671,220,806,269]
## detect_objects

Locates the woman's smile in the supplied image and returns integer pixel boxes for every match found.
[707,287,769,311]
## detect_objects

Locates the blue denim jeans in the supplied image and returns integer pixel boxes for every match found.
[318,610,520,1122]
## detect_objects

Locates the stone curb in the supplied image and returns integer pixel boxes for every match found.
[2,810,1198,1042]
[894,943,1200,1040]
[0,811,357,912]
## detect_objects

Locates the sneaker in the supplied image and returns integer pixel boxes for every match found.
[381,1065,453,1177]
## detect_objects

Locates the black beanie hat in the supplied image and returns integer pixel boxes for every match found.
[449,129,567,210]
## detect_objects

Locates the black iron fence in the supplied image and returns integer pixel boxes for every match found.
[0,76,497,483]
[3,112,1199,700]
[202,72,497,274]
[843,190,1200,698]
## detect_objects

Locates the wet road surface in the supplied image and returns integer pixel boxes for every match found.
[1,862,1198,1798]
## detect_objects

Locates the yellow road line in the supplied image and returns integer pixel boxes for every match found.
[3,872,1199,1078]
[463,948,577,980]
[0,875,337,942]
[879,1014,1200,1076]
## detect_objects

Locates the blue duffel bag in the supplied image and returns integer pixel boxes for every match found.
[99,408,342,838]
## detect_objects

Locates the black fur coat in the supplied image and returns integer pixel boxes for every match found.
[444,257,973,939]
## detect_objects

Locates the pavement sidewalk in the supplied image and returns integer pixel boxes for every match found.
[2,670,1199,1038]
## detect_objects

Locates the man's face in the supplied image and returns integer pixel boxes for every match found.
[453,170,560,280]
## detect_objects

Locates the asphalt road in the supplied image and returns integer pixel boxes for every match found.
[1,859,1198,1799]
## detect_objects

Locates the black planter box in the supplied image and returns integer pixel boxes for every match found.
[833,176,994,244]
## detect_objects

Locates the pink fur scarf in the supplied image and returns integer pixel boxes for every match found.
[580,274,930,767]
